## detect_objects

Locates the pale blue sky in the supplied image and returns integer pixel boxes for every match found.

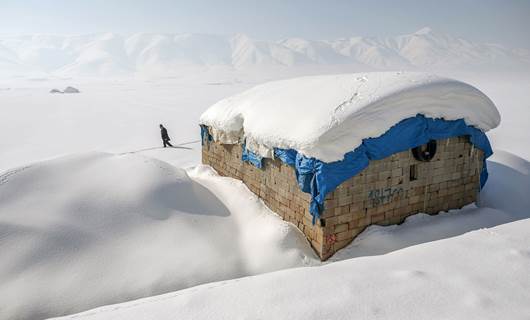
[1,0,529,48]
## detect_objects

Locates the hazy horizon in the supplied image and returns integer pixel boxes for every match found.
[1,0,530,49]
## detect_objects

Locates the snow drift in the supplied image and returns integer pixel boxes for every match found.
[0,153,316,319]
[200,72,500,162]
[52,213,530,320]
[50,152,530,320]
[6,151,530,320]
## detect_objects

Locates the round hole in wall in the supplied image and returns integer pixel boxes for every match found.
[412,140,437,162]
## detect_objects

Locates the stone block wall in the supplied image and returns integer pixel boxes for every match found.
[202,133,483,260]
[319,136,483,259]
[202,141,322,248]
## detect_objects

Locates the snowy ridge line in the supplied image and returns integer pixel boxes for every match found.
[0,165,31,186]
[53,278,235,319]
[1,28,530,77]
[200,72,500,162]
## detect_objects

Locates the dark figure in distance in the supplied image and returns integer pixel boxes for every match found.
[160,124,173,148]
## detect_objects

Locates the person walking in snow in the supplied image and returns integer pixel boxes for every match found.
[160,124,173,148]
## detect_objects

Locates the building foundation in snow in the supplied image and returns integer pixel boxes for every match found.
[202,133,483,260]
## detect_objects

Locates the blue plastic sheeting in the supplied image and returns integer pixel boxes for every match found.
[273,114,493,223]
[273,148,297,166]
[200,125,212,145]
[242,141,264,168]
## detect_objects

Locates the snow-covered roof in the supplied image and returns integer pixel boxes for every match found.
[200,72,500,162]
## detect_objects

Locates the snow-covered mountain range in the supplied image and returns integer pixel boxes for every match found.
[1,27,529,77]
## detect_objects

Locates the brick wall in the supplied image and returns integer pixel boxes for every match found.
[202,132,483,260]
[202,141,323,249]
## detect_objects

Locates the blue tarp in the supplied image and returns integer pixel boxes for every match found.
[201,124,263,167]
[242,141,264,168]
[202,115,493,223]
[200,124,212,145]
[273,114,493,223]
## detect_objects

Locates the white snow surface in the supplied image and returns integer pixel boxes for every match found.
[0,71,528,319]
[53,221,530,320]
[0,152,316,319]
[200,72,500,162]
[51,150,530,320]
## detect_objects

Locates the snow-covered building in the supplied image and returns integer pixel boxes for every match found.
[200,72,500,260]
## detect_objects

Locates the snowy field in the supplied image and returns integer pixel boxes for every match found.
[0,151,316,319]
[1,68,530,319]
[48,149,530,320]
[0,77,250,172]
[52,210,530,320]
[1,72,529,169]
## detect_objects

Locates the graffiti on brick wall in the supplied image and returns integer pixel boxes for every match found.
[368,187,404,206]
[325,234,337,245]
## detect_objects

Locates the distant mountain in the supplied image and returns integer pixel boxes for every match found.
[0,28,528,78]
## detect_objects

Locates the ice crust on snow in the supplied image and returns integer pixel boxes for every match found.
[200,72,500,162]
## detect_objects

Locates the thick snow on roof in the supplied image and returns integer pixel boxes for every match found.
[200,72,500,162]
